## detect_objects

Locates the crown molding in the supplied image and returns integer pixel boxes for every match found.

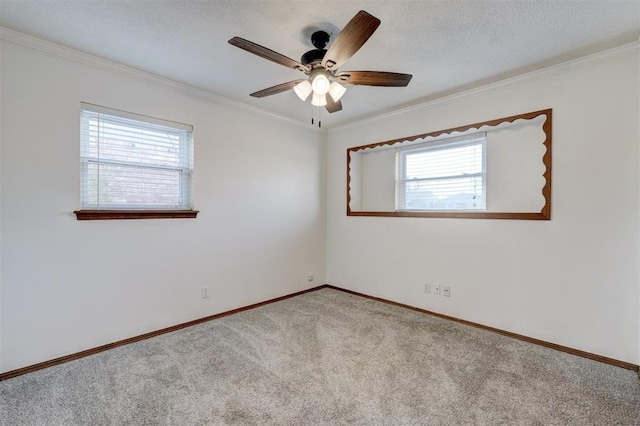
[1,26,636,135]
[0,26,318,131]
[329,41,639,134]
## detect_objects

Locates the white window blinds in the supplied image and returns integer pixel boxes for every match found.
[397,135,486,211]
[80,103,194,210]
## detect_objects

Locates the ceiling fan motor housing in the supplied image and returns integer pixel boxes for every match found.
[301,48,327,67]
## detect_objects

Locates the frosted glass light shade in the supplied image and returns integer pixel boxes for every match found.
[293,80,312,101]
[311,92,327,107]
[328,81,347,102]
[311,74,330,95]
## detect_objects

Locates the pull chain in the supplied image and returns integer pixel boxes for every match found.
[310,106,323,128]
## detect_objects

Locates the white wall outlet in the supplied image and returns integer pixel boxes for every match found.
[307,273,314,282]
[424,283,430,293]
[443,286,451,297]
[201,286,209,298]
[433,283,441,295]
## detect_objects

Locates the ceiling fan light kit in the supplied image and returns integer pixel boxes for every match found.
[328,81,347,102]
[294,71,346,106]
[293,80,313,101]
[228,10,412,117]
[311,73,331,94]
[311,92,327,107]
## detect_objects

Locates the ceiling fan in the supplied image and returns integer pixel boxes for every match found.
[228,10,412,114]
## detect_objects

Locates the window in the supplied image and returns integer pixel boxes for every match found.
[396,134,486,211]
[77,103,196,219]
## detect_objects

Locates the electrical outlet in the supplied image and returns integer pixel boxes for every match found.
[433,283,441,295]
[424,283,430,293]
[201,286,209,298]
[443,286,451,297]
[307,273,314,282]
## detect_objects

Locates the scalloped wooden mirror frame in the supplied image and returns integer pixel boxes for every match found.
[346,109,552,220]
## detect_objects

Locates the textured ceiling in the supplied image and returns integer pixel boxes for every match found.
[0,0,638,128]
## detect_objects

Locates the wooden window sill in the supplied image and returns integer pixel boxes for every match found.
[74,210,199,220]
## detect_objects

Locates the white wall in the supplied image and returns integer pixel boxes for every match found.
[326,47,640,364]
[0,39,326,373]
[1,32,637,374]
[0,37,4,370]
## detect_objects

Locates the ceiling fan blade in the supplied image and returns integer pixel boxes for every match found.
[229,37,310,72]
[322,11,381,71]
[250,79,305,98]
[335,71,412,87]
[326,95,343,113]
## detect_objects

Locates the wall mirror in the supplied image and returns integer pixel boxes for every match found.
[347,109,552,219]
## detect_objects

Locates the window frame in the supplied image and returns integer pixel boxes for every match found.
[396,134,487,212]
[74,103,198,220]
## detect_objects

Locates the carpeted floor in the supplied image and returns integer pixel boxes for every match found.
[1,288,639,425]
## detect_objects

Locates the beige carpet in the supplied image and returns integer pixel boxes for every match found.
[1,288,639,425]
